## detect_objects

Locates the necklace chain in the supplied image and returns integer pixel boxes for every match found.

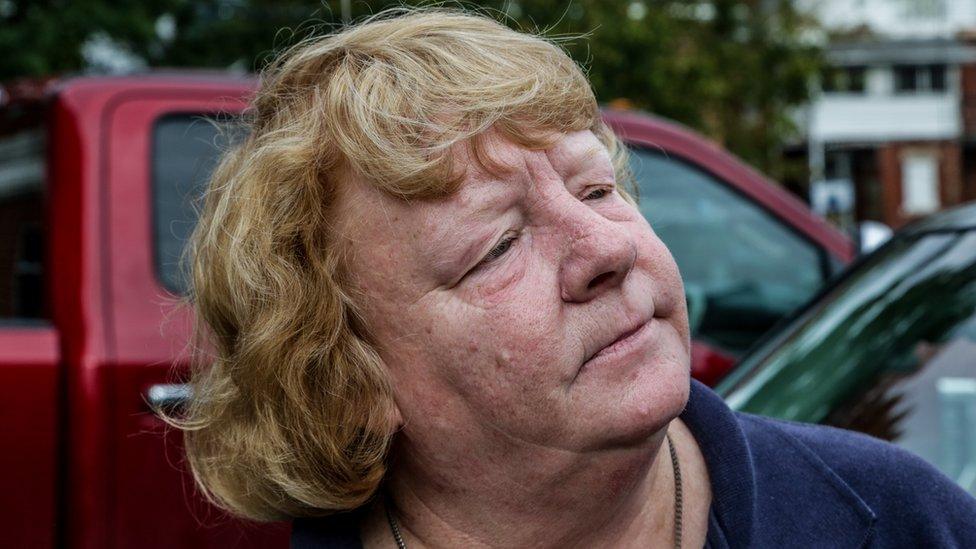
[667,433,683,549]
[385,493,407,549]
[386,433,683,549]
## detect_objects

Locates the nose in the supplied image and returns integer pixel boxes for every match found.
[559,210,636,303]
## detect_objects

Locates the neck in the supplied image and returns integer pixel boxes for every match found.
[379,422,693,549]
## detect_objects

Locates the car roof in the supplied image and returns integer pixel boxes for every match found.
[1,72,256,105]
[900,200,976,235]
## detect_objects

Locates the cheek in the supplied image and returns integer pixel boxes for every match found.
[636,226,690,343]
[635,220,684,301]
[459,295,563,382]
[424,277,567,410]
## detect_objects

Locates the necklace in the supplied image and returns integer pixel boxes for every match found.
[668,432,684,549]
[385,433,684,549]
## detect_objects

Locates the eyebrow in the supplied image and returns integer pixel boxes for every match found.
[575,145,607,167]
[564,146,614,181]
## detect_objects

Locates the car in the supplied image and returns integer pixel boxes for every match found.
[0,74,850,547]
[718,200,976,495]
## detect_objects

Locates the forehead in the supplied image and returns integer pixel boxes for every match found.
[340,130,609,227]
[464,128,609,180]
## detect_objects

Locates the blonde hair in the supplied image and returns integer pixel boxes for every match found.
[177,7,632,522]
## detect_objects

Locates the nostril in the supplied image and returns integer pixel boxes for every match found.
[587,271,616,290]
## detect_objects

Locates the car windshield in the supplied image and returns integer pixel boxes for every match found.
[719,226,976,493]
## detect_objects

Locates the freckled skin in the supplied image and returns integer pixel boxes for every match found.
[341,129,696,547]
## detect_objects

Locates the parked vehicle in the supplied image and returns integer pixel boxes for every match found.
[719,201,976,495]
[0,73,851,548]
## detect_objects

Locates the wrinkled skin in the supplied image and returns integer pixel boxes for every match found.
[340,128,696,547]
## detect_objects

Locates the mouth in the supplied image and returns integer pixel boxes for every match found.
[583,318,655,367]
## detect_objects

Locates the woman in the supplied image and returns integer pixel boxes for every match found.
[178,8,976,548]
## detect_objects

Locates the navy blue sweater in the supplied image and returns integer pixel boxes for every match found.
[292,380,976,547]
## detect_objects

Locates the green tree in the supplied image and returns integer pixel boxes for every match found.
[480,0,822,183]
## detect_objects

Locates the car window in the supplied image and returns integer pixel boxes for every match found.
[152,113,241,294]
[629,148,829,356]
[723,230,976,494]
[825,231,976,494]
[0,103,47,322]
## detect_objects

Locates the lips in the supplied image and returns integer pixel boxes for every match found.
[586,318,654,364]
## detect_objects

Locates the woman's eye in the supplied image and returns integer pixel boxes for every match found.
[583,187,611,200]
[477,235,517,268]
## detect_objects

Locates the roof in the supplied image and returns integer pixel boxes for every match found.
[0,70,255,106]
[901,201,976,234]
[827,37,976,66]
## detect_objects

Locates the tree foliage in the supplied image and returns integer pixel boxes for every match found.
[0,0,822,181]
[486,0,823,181]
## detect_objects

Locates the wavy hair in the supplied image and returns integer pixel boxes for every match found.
[175,6,633,521]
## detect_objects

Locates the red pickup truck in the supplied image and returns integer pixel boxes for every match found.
[0,74,852,548]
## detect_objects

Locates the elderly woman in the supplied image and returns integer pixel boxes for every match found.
[179,8,976,548]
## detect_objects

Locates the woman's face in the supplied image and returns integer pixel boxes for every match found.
[340,129,690,455]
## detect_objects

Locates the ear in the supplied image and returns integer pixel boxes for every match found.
[388,398,404,432]
[375,354,404,432]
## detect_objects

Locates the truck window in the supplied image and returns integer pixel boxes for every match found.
[152,113,241,294]
[0,103,47,321]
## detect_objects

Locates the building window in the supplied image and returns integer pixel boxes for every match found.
[895,64,947,93]
[901,151,940,215]
[899,0,946,19]
[822,66,866,93]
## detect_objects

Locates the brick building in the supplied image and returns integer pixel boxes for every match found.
[800,0,976,229]
[807,38,976,228]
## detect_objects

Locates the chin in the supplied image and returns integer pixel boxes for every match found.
[583,356,691,451]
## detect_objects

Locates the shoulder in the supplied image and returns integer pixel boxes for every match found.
[737,412,976,546]
[737,411,924,475]
[742,412,958,499]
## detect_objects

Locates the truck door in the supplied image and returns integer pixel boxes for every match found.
[103,86,287,548]
[0,100,59,548]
